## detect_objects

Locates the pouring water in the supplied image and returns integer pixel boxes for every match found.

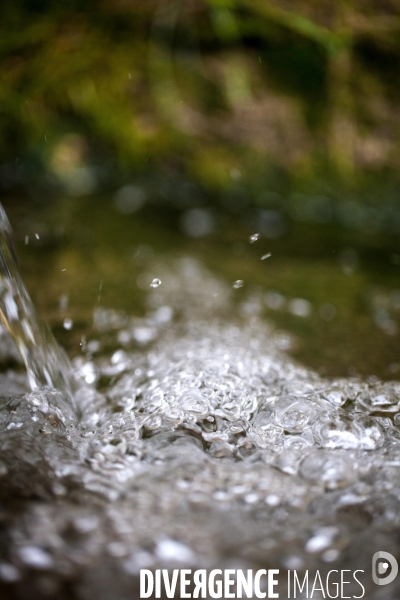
[0,203,75,403]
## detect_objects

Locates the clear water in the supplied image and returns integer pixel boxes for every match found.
[0,204,74,399]
[0,244,400,598]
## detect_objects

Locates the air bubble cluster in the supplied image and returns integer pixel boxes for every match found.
[0,258,399,599]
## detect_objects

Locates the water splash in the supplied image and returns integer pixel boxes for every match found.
[0,204,75,401]
[0,254,400,598]
[233,279,244,289]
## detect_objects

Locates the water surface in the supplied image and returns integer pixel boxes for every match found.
[0,195,399,599]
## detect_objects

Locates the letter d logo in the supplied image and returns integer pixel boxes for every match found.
[372,551,398,586]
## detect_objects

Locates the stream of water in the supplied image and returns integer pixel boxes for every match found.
[0,204,400,599]
[0,204,75,400]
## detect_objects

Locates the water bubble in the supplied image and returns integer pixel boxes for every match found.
[274,397,315,433]
[114,185,146,214]
[265,494,280,506]
[288,298,312,317]
[319,303,337,321]
[300,451,355,489]
[179,391,209,415]
[358,387,399,413]
[73,515,99,534]
[87,339,100,353]
[155,540,195,563]
[107,542,128,557]
[264,291,285,310]
[153,305,173,324]
[249,233,260,243]
[133,327,156,344]
[273,450,302,475]
[78,361,97,384]
[233,280,244,289]
[353,416,385,449]
[248,423,283,449]
[323,549,340,562]
[150,278,162,288]
[283,555,303,569]
[305,527,338,553]
[316,419,357,449]
[18,546,53,570]
[244,492,259,504]
[0,563,20,582]
[181,209,214,238]
[323,390,346,407]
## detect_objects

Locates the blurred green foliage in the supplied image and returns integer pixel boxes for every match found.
[1,0,400,197]
[2,1,400,379]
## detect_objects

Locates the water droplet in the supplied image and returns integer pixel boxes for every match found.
[261,253,271,260]
[63,318,73,330]
[249,233,260,243]
[150,278,161,288]
[233,280,243,289]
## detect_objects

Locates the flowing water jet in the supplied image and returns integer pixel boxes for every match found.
[0,203,76,404]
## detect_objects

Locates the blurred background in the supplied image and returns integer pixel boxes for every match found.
[0,0,400,380]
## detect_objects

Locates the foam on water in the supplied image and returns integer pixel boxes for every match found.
[0,255,400,598]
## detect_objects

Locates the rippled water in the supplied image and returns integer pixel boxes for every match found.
[0,253,400,598]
